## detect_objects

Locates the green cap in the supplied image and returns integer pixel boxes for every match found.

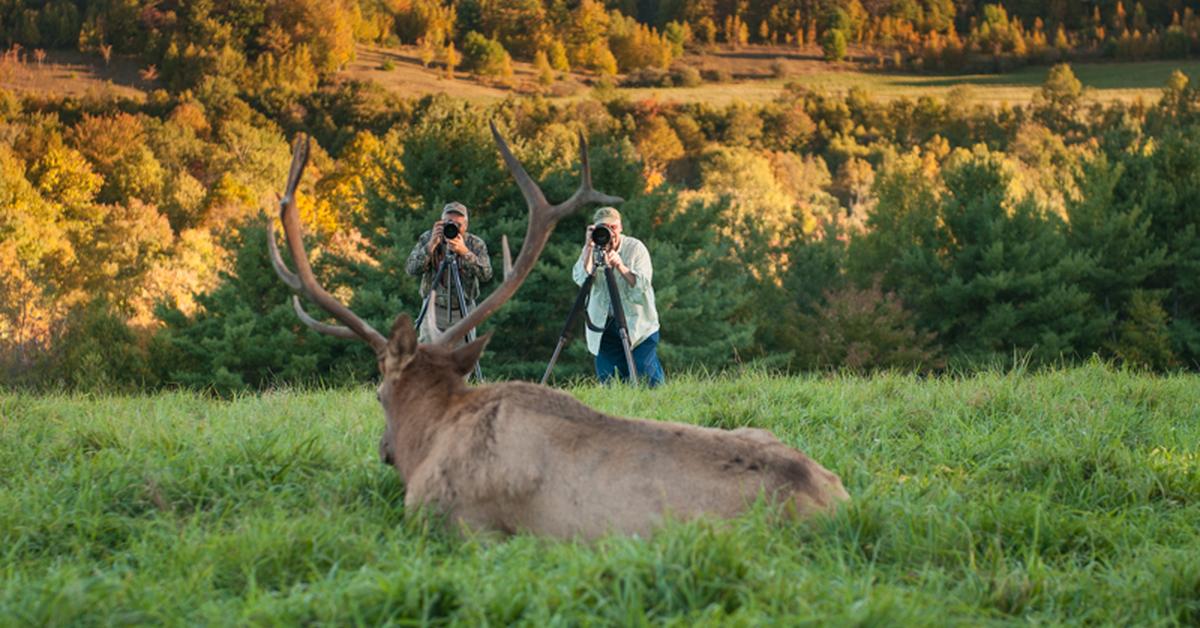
[442,202,468,221]
[592,206,621,225]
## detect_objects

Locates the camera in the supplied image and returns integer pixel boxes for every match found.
[442,221,460,242]
[591,223,612,249]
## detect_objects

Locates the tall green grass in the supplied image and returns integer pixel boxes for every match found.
[2,364,1198,624]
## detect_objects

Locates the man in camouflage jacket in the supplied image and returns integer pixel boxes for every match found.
[406,202,493,343]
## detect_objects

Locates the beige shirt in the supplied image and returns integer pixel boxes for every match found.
[572,235,660,355]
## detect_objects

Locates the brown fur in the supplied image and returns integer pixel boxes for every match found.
[378,316,849,540]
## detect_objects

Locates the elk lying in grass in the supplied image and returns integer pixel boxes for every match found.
[268,125,849,539]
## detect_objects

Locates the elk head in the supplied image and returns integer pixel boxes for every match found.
[268,124,622,464]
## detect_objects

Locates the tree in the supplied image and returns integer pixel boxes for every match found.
[443,42,460,79]
[461,31,514,78]
[822,29,848,61]
[1109,290,1177,369]
[547,38,570,72]
[1063,156,1168,356]
[534,50,555,86]
[418,35,437,68]
[156,219,371,395]
[1034,63,1084,135]
[0,145,75,366]
[791,281,944,372]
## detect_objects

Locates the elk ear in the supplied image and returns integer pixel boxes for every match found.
[389,314,417,358]
[451,332,491,376]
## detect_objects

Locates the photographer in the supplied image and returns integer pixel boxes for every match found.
[572,207,664,387]
[406,202,493,343]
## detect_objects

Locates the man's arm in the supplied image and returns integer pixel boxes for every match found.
[405,231,434,277]
[616,240,653,301]
[461,235,493,282]
[572,248,589,287]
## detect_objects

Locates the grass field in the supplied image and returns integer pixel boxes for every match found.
[343,43,1200,106]
[618,59,1200,106]
[2,365,1199,624]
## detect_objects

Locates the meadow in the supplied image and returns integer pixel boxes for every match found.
[617,59,1200,106]
[2,364,1198,625]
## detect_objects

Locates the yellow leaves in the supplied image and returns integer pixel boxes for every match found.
[138,229,223,325]
[316,130,401,227]
[634,116,684,187]
[32,140,103,210]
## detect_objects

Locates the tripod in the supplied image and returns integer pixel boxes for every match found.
[415,247,484,381]
[541,248,637,385]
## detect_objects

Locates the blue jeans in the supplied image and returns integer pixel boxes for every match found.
[596,320,664,387]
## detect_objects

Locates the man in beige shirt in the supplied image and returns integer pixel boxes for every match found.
[572,207,664,387]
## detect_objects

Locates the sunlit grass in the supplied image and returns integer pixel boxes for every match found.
[1,364,1198,623]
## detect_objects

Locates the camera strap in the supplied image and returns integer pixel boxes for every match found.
[581,289,607,333]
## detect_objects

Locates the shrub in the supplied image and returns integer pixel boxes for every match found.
[621,67,667,87]
[792,282,944,372]
[461,31,513,78]
[822,29,848,61]
[671,65,702,87]
[701,67,732,83]
[770,58,789,78]
[46,300,158,392]
[1109,291,1178,370]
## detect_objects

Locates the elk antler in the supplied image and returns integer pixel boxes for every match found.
[269,134,388,356]
[435,122,623,346]
[501,235,513,280]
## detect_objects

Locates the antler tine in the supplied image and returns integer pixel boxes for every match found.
[435,123,619,346]
[275,134,389,355]
[266,210,302,292]
[269,203,361,339]
[501,234,513,280]
[292,296,359,340]
[548,130,624,219]
[489,120,551,216]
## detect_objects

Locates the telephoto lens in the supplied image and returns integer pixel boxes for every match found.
[442,221,460,241]
[591,224,611,248]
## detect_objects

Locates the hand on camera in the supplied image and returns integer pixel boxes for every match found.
[447,233,470,256]
[584,225,595,253]
[604,249,622,270]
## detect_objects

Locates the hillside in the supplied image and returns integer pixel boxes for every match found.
[0,49,154,100]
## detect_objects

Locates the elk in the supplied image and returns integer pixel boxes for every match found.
[268,125,849,539]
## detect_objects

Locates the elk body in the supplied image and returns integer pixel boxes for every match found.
[270,125,849,539]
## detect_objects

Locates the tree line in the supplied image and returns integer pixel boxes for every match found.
[7,1,1200,90]
[3,59,1200,393]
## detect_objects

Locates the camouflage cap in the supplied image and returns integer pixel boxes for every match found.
[442,202,469,221]
[592,206,621,225]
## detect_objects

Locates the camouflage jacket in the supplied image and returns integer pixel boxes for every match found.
[405,230,493,307]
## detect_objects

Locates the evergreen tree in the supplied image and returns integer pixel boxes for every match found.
[156,219,371,396]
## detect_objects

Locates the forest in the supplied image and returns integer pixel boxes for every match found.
[3,1,1200,392]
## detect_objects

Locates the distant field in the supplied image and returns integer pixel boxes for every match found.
[619,59,1200,106]
[5,45,1200,108]
[0,49,153,100]
[345,44,1200,106]
[2,366,1198,624]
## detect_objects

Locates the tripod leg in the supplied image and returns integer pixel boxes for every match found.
[603,265,638,383]
[415,255,452,330]
[448,257,483,382]
[541,273,596,385]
